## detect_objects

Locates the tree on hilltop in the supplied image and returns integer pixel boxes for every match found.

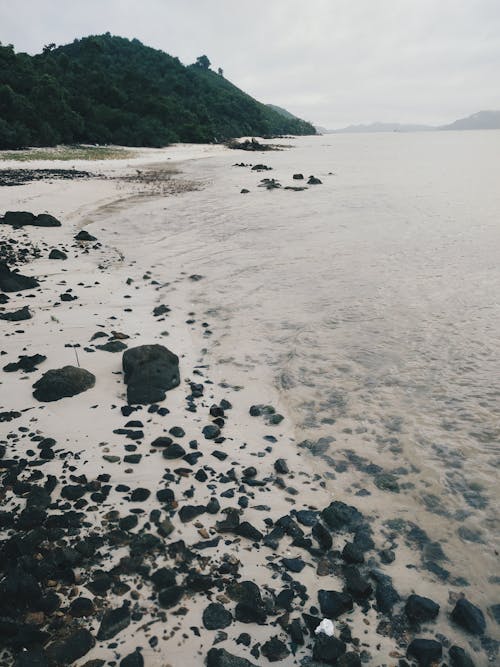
[195,55,211,70]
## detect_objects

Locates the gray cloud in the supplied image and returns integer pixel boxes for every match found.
[1,0,499,127]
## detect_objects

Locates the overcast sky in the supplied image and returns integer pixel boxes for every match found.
[1,0,499,127]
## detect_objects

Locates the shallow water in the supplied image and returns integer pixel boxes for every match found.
[113,131,500,623]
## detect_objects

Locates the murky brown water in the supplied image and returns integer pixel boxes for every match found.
[109,131,500,631]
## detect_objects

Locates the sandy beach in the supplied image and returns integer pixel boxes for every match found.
[0,141,497,667]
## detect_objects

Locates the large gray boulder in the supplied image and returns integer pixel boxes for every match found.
[122,344,180,405]
[1,211,61,227]
[0,262,39,292]
[33,366,95,402]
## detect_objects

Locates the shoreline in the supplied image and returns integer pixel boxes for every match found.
[0,146,496,666]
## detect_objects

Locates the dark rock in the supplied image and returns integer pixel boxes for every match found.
[312,521,333,551]
[313,634,347,664]
[14,648,49,667]
[45,628,95,665]
[451,598,486,635]
[202,602,233,630]
[74,230,97,241]
[130,488,150,502]
[343,566,373,599]
[374,575,400,614]
[120,651,144,667]
[153,304,170,317]
[206,648,258,667]
[206,498,221,514]
[86,573,112,596]
[0,305,32,321]
[282,557,305,573]
[490,603,500,623]
[179,505,206,522]
[375,472,400,493]
[124,454,141,464]
[151,436,173,448]
[4,354,46,373]
[162,443,186,459]
[0,261,39,292]
[123,344,180,404]
[405,594,440,624]
[274,459,289,474]
[342,542,365,564]
[202,424,221,440]
[97,605,131,640]
[235,603,267,624]
[185,571,214,591]
[380,549,395,564]
[236,521,263,541]
[449,645,475,667]
[293,173,304,180]
[2,211,36,226]
[294,510,318,526]
[69,597,94,617]
[406,639,442,666]
[276,588,294,611]
[119,515,138,531]
[236,633,251,647]
[318,590,354,618]
[337,652,362,667]
[37,213,62,227]
[322,501,363,531]
[156,488,175,504]
[96,340,127,353]
[3,211,61,227]
[261,636,290,662]
[228,580,262,604]
[158,585,184,608]
[49,248,67,260]
[302,613,321,634]
[32,366,95,401]
[0,569,42,610]
[288,618,304,645]
[269,413,284,424]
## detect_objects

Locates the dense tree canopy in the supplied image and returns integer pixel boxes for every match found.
[0,34,316,149]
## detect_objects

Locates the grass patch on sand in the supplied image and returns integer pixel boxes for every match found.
[0,145,136,162]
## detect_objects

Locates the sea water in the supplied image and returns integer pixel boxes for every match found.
[113,130,500,622]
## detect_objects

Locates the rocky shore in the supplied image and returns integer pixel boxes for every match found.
[0,146,496,666]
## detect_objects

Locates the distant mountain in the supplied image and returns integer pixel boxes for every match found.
[0,34,316,149]
[331,121,432,134]
[438,110,500,131]
[328,111,500,134]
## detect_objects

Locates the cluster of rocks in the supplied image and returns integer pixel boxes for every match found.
[238,168,323,194]
[0,168,95,188]
[226,138,279,151]
[1,204,496,667]
[0,211,62,228]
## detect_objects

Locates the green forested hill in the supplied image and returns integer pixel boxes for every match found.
[0,34,316,149]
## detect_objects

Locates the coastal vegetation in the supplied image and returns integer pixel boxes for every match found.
[0,33,316,149]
